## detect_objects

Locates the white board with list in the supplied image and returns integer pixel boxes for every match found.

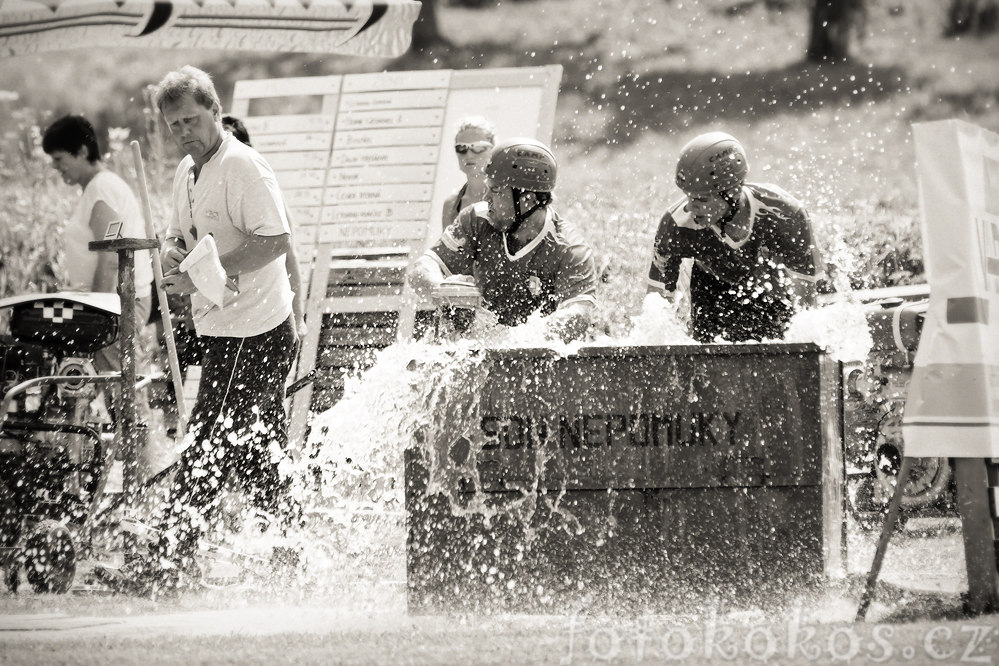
[229,65,562,278]
[228,65,562,438]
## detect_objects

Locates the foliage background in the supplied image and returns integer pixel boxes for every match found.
[1,0,997,335]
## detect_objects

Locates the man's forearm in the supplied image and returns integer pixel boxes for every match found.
[288,259,306,325]
[409,255,445,300]
[219,233,290,277]
[161,236,187,274]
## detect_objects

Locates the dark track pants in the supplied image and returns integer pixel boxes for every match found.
[151,317,296,580]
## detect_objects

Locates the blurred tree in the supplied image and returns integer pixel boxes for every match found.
[446,0,535,5]
[946,0,998,35]
[411,0,447,51]
[806,0,865,63]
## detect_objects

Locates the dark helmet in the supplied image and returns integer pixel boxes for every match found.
[675,132,748,196]
[485,138,558,192]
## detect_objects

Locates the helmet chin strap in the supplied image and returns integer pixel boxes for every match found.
[715,187,742,238]
[508,188,552,236]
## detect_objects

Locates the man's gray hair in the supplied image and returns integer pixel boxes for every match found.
[153,65,221,113]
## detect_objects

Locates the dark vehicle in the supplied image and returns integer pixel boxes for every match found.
[841,287,955,529]
[0,292,121,593]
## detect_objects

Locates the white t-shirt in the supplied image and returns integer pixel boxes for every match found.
[64,170,153,298]
[166,134,293,338]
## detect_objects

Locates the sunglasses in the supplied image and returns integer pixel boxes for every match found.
[455,141,493,155]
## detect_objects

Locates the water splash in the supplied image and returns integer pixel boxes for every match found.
[595,292,696,346]
[263,314,590,591]
[785,300,874,362]
[210,287,880,602]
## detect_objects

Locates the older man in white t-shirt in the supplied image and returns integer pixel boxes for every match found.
[122,65,298,595]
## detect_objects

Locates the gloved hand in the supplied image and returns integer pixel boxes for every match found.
[431,275,480,310]
[431,276,480,339]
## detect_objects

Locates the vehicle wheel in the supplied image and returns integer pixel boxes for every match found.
[23,520,76,594]
[874,446,953,511]
[847,477,909,532]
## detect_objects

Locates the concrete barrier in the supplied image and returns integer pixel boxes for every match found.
[405,343,843,613]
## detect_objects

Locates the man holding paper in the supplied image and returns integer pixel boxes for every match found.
[120,65,297,595]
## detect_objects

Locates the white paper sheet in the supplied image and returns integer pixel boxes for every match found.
[179,234,229,309]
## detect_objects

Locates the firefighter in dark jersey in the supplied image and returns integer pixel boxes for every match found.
[411,138,598,343]
[647,131,825,343]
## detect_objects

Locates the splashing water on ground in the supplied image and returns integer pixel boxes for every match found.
[256,314,591,593]
[1,293,963,650]
[254,295,873,597]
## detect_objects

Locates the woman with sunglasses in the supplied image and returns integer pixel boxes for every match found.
[441,116,496,228]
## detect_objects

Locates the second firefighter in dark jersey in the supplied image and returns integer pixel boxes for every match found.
[647,131,824,342]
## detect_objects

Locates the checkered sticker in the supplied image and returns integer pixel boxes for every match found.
[34,301,81,324]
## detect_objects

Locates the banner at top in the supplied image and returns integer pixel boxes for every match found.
[0,0,420,57]
[903,119,999,457]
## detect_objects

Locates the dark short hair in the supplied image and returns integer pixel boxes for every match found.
[222,115,251,146]
[42,115,101,162]
[152,65,221,114]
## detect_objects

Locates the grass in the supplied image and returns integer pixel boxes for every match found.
[2,611,995,666]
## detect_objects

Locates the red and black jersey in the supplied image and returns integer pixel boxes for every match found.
[647,183,824,342]
[427,203,597,327]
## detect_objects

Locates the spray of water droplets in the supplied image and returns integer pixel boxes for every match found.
[217,292,873,596]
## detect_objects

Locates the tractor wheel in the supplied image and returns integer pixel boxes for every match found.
[847,476,909,532]
[874,446,953,511]
[23,520,76,594]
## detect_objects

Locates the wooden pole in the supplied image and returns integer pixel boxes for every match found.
[119,249,138,506]
[855,456,914,621]
[989,460,999,575]
[954,457,999,615]
[90,238,159,509]
[130,140,187,435]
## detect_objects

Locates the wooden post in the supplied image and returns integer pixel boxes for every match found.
[989,460,999,574]
[954,457,999,615]
[130,140,187,435]
[856,456,914,621]
[90,237,160,509]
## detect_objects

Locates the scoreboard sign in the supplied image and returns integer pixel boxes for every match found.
[229,66,563,441]
[406,343,844,613]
